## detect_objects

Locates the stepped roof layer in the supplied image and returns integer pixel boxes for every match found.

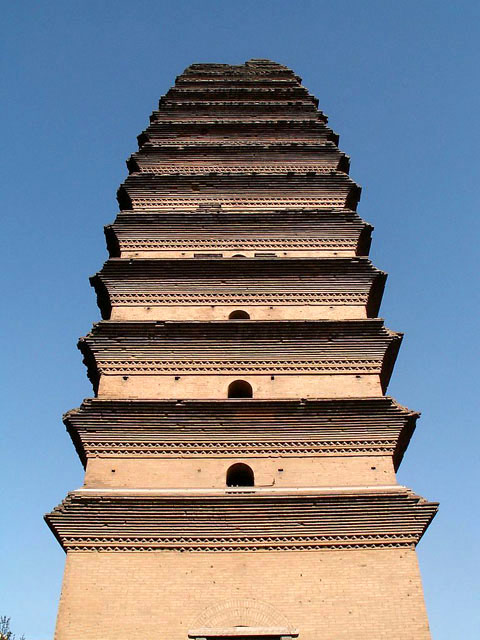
[117,174,360,211]
[137,121,337,143]
[119,59,361,215]
[176,60,302,82]
[90,257,386,319]
[127,147,349,174]
[78,319,401,393]
[106,210,372,257]
[149,106,321,123]
[162,85,316,102]
[65,397,417,469]
[176,79,304,88]
[45,487,437,553]
[47,59,438,562]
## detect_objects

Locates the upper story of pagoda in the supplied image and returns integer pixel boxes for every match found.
[116,60,360,213]
[105,209,372,259]
[107,60,369,264]
[84,60,393,400]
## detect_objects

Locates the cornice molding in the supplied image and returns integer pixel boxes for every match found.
[65,396,417,469]
[45,489,438,553]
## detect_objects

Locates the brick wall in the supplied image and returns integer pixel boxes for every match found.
[84,455,395,489]
[55,548,431,639]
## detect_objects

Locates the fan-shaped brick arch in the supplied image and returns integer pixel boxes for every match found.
[193,598,292,629]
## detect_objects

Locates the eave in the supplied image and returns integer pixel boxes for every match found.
[45,486,438,553]
[117,173,361,211]
[64,396,418,471]
[77,319,402,395]
[89,256,386,320]
[104,209,372,259]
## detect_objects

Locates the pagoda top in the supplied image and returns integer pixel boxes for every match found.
[186,59,291,71]
[176,59,302,83]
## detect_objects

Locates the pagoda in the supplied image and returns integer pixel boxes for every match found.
[46,59,437,640]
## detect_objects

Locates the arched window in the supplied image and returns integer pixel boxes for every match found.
[226,463,254,487]
[232,254,246,258]
[228,380,253,398]
[229,310,250,320]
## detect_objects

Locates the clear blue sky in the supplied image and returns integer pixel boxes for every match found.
[1,1,479,638]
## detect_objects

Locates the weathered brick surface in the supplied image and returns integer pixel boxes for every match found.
[55,549,431,640]
[84,455,396,489]
[48,59,436,638]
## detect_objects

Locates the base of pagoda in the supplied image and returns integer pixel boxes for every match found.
[54,547,431,640]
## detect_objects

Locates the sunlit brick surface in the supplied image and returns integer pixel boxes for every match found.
[47,59,436,639]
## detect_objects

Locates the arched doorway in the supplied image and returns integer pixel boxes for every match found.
[228,310,250,319]
[228,380,253,398]
[226,463,254,487]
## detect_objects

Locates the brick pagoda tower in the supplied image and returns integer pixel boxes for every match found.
[46,59,437,639]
